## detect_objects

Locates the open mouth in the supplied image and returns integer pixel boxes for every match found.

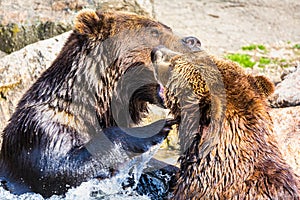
[157,83,167,108]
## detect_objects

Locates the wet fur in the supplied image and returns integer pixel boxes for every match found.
[152,49,300,199]
[0,10,190,197]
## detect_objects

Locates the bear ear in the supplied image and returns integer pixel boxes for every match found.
[74,9,101,38]
[252,75,275,98]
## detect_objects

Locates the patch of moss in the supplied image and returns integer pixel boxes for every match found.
[279,58,287,62]
[225,53,255,68]
[11,24,20,37]
[241,44,267,52]
[293,44,300,49]
[0,22,72,53]
[0,80,22,100]
[275,58,289,68]
[227,43,297,69]
[241,44,257,51]
[257,44,266,51]
[258,57,271,67]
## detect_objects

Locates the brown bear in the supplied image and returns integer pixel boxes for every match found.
[151,47,300,199]
[0,9,201,198]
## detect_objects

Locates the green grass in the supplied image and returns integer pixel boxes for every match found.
[293,44,300,49]
[226,43,296,69]
[226,54,271,68]
[241,44,257,51]
[226,53,256,68]
[257,44,266,51]
[241,44,267,52]
[274,58,289,68]
[259,57,271,64]
[279,59,287,62]
[258,57,271,67]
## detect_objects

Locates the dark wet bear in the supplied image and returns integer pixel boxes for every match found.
[0,10,201,197]
[151,47,300,199]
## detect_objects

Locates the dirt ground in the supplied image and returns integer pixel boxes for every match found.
[153,0,300,55]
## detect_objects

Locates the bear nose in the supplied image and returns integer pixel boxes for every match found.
[182,36,202,52]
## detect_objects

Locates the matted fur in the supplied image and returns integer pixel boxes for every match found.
[152,48,300,199]
[0,10,197,197]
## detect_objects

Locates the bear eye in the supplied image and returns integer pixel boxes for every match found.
[150,28,160,37]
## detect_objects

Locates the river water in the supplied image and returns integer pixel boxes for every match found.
[0,104,179,200]
[0,146,179,200]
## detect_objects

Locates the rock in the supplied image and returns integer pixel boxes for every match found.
[0,51,6,58]
[0,0,154,53]
[98,0,155,17]
[246,64,285,85]
[270,106,300,175]
[0,22,72,53]
[0,31,71,133]
[280,66,298,80]
[269,64,300,107]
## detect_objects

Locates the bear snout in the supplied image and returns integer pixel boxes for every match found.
[181,36,202,52]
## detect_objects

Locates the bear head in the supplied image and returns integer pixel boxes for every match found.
[68,9,202,128]
[151,46,275,151]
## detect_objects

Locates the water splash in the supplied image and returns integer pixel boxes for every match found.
[0,145,160,200]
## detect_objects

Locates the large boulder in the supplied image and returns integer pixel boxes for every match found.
[0,22,72,54]
[0,51,6,58]
[269,65,300,107]
[270,106,300,175]
[0,0,154,53]
[0,32,71,133]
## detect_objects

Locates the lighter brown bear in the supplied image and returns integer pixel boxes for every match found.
[151,47,300,200]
